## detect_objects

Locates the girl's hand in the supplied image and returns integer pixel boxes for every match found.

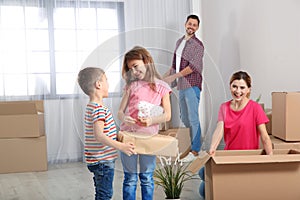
[139,117,152,127]
[121,142,136,156]
[123,116,137,125]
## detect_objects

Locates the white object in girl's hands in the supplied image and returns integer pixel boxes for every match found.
[137,101,163,118]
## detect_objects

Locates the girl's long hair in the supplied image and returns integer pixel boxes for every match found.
[122,46,162,91]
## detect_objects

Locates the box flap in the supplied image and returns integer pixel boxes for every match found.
[0,101,43,115]
[187,149,300,173]
[213,149,300,164]
[187,151,211,173]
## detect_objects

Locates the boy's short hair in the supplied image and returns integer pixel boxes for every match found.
[78,67,105,95]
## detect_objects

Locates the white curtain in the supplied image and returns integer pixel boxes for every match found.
[0,0,194,163]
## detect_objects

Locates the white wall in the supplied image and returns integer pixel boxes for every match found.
[199,0,300,140]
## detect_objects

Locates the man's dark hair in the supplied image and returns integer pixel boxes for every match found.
[186,14,200,25]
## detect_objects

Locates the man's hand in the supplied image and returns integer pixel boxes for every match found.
[163,75,176,85]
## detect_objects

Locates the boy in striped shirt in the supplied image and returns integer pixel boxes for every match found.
[78,67,135,200]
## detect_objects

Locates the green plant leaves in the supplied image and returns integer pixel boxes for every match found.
[154,162,198,199]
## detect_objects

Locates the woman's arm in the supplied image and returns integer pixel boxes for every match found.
[208,121,224,156]
[258,124,273,155]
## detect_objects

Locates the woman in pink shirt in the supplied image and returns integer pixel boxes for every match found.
[209,71,272,155]
[199,71,272,199]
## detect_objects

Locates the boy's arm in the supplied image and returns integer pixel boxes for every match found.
[93,120,136,156]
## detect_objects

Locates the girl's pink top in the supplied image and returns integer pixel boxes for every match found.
[120,79,171,135]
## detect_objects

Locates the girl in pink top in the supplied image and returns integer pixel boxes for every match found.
[209,71,273,155]
[118,46,171,200]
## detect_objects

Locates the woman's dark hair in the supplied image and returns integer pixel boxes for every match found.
[230,71,251,88]
[230,71,252,98]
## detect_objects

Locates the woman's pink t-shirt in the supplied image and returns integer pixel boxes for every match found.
[218,100,269,150]
[120,79,171,135]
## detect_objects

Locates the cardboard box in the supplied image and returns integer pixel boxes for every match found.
[188,149,300,200]
[272,92,300,141]
[0,135,48,174]
[118,131,178,157]
[159,127,190,159]
[265,108,272,134]
[0,101,45,138]
[270,135,300,149]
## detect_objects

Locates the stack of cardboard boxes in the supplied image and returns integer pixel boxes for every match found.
[0,101,47,174]
[188,91,300,200]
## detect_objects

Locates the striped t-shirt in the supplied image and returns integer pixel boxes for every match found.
[84,102,118,165]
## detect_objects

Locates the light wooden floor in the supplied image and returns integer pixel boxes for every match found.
[0,159,202,200]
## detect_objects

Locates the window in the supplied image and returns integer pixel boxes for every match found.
[0,0,124,99]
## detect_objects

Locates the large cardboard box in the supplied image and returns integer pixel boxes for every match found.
[270,135,300,149]
[272,92,300,141]
[0,135,48,173]
[265,108,272,134]
[188,149,300,200]
[118,131,178,157]
[159,127,190,159]
[0,101,45,138]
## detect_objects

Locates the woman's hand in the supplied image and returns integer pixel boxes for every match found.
[208,148,216,156]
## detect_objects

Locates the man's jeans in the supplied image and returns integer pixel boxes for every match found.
[121,153,156,200]
[87,161,115,200]
[179,86,202,152]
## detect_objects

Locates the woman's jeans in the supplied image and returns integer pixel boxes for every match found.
[179,86,202,152]
[199,167,205,198]
[87,161,115,200]
[121,152,156,200]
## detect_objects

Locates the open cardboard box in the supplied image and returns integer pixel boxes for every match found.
[118,131,178,157]
[0,100,45,138]
[188,149,300,200]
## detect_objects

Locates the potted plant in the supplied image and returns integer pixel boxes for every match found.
[154,157,198,199]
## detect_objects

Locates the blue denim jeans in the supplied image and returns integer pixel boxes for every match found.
[179,86,202,152]
[87,161,115,200]
[121,152,156,200]
[198,167,205,199]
